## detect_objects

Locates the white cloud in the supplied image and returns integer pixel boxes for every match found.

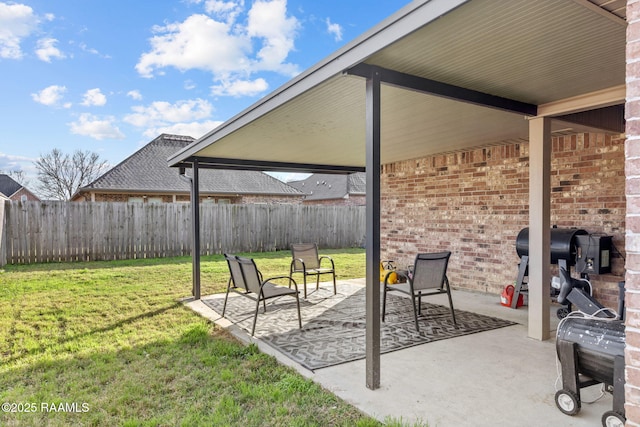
[31,85,70,108]
[35,37,65,62]
[203,0,243,23]
[124,98,219,139]
[0,152,35,170]
[265,171,311,182]
[81,88,107,106]
[68,113,125,140]
[136,14,251,78]
[211,77,268,97]
[0,2,40,59]
[246,0,299,73]
[127,90,142,100]
[78,42,110,58]
[325,17,342,42]
[124,98,213,128]
[136,0,299,96]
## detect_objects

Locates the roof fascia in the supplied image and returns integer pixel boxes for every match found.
[571,0,626,26]
[7,188,22,198]
[346,64,538,116]
[167,0,469,167]
[536,84,625,117]
[175,157,365,174]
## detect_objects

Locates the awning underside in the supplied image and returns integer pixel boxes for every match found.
[169,0,626,172]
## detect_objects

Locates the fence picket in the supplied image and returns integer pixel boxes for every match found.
[1,201,365,265]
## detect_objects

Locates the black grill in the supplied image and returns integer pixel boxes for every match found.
[515,227,587,265]
[555,316,625,426]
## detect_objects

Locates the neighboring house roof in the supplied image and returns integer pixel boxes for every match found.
[288,172,366,201]
[0,174,39,201]
[0,174,23,198]
[74,134,304,198]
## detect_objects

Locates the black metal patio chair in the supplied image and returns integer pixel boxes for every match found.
[289,243,337,298]
[223,254,302,336]
[382,251,457,331]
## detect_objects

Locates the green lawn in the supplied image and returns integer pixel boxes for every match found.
[0,248,392,427]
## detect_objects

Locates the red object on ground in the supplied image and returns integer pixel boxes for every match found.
[500,284,524,308]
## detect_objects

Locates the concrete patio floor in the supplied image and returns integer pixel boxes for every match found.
[187,279,615,426]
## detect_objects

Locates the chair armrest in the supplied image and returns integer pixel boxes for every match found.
[318,255,335,270]
[291,258,307,273]
[262,275,299,291]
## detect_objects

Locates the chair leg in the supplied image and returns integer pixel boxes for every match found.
[252,298,261,336]
[222,279,232,316]
[303,275,308,299]
[316,273,320,291]
[411,294,420,332]
[446,287,457,326]
[332,271,337,295]
[294,294,302,329]
[382,285,388,322]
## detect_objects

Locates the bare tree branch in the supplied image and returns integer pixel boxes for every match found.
[34,149,109,200]
[0,169,30,187]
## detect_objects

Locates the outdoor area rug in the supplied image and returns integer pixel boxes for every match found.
[202,281,516,371]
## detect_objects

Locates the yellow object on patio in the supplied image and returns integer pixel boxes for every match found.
[380,260,398,284]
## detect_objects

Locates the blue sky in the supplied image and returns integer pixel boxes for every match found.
[0,0,410,184]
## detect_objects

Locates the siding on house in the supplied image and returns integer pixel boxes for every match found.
[380,132,625,309]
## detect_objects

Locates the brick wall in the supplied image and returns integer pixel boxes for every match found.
[10,187,40,202]
[627,0,640,422]
[381,133,625,308]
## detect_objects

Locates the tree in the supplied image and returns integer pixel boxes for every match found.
[34,149,109,200]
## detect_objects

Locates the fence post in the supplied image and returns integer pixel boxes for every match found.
[0,200,6,267]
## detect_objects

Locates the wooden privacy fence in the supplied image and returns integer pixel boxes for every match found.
[0,201,366,265]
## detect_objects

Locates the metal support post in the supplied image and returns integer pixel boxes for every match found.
[365,67,381,390]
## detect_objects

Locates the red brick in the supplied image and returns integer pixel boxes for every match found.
[380,133,625,307]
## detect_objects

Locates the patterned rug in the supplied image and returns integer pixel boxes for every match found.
[202,282,516,371]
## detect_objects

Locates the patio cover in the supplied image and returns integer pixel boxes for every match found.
[168,0,626,389]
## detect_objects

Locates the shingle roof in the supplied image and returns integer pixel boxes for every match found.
[77,134,304,196]
[288,172,366,201]
[0,174,23,198]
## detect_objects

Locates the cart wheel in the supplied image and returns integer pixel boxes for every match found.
[555,389,580,415]
[557,307,569,319]
[601,410,625,427]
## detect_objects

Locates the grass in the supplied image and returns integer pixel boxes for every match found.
[0,248,405,427]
